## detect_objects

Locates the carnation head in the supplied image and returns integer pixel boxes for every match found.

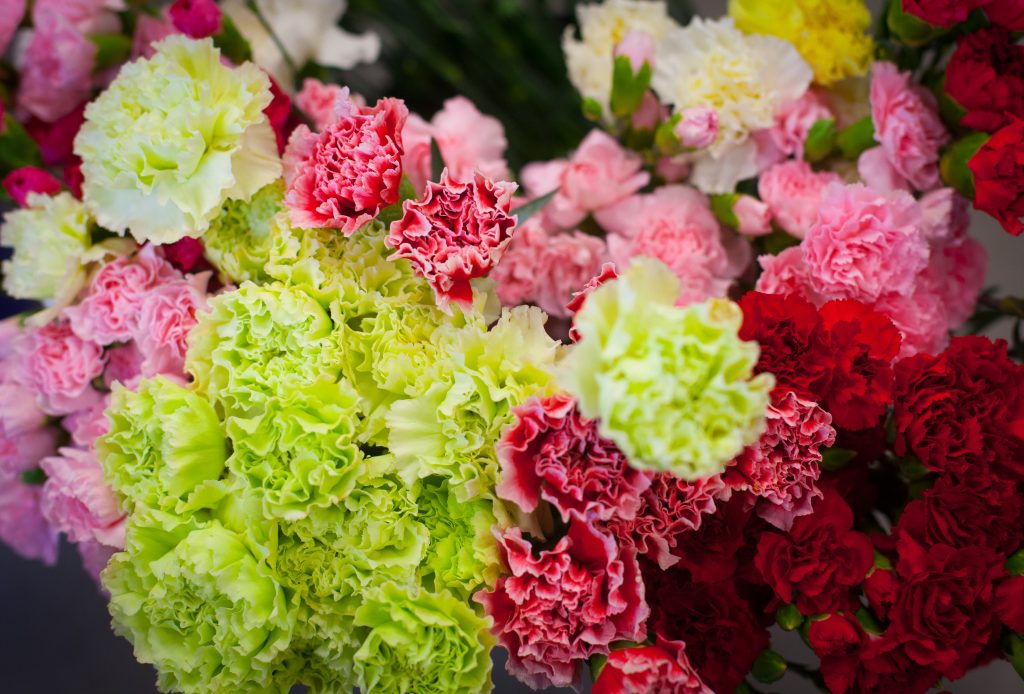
[203,181,284,283]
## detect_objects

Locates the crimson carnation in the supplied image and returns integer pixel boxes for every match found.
[593,638,711,694]
[566,262,618,342]
[983,0,1024,30]
[893,335,1024,478]
[901,0,983,27]
[475,518,648,690]
[496,394,652,522]
[285,96,407,235]
[969,117,1024,236]
[946,27,1024,133]
[672,494,754,584]
[755,491,873,615]
[388,170,517,310]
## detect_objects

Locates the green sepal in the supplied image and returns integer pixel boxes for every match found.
[710,193,740,229]
[89,34,132,72]
[655,113,682,151]
[751,650,787,684]
[887,0,949,46]
[610,55,652,120]
[515,188,558,226]
[820,447,858,472]
[1006,550,1024,577]
[20,468,47,486]
[0,113,43,173]
[804,118,837,163]
[855,608,883,636]
[582,97,604,122]
[776,604,804,631]
[1006,633,1024,680]
[835,116,877,160]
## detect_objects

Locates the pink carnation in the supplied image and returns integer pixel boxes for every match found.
[103,343,145,388]
[874,283,950,359]
[284,96,407,234]
[32,0,123,35]
[870,62,950,191]
[759,160,842,239]
[858,146,910,193]
[2,167,63,207]
[17,15,97,123]
[131,13,175,60]
[168,0,220,39]
[615,30,655,71]
[919,187,970,245]
[25,322,105,416]
[803,184,929,303]
[400,113,434,195]
[604,472,727,570]
[593,638,712,694]
[63,397,111,450]
[65,245,182,346]
[734,195,772,236]
[598,186,735,306]
[40,447,125,548]
[930,236,986,329]
[78,539,117,585]
[295,78,346,131]
[388,170,516,310]
[475,519,648,690]
[522,130,649,229]
[771,90,833,159]
[492,220,608,318]
[496,394,652,523]
[0,384,60,475]
[675,105,719,149]
[567,262,619,342]
[134,273,210,377]
[726,391,835,531]
[755,247,819,302]
[0,469,59,564]
[0,0,26,57]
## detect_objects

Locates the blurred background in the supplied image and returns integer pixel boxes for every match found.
[1,0,1021,692]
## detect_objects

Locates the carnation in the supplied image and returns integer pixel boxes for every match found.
[0,468,59,565]
[74,36,281,244]
[202,181,283,283]
[562,258,773,479]
[758,161,841,239]
[593,638,712,694]
[25,321,105,416]
[2,167,63,207]
[17,15,97,124]
[134,273,210,377]
[945,27,1024,133]
[969,117,1024,237]
[40,447,125,547]
[755,246,819,299]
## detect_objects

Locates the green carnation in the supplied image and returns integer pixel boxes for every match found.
[352,584,494,694]
[186,281,342,416]
[203,181,284,283]
[74,36,281,244]
[561,257,774,479]
[387,306,560,501]
[103,509,296,694]
[226,378,365,520]
[98,378,227,513]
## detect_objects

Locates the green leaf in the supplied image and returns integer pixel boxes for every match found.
[887,0,949,46]
[0,113,43,173]
[710,193,740,229]
[1006,633,1024,680]
[1007,550,1024,577]
[654,114,681,152]
[430,137,445,183]
[214,15,253,65]
[820,447,857,472]
[761,228,801,256]
[835,116,877,160]
[940,132,989,200]
[89,34,132,72]
[751,650,787,684]
[873,551,894,571]
[610,55,651,119]
[855,608,883,635]
[804,118,837,163]
[898,454,932,481]
[20,468,47,486]
[776,604,804,631]
[514,188,558,226]
[581,97,604,122]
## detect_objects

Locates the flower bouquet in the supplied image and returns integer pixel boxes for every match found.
[1,0,1023,692]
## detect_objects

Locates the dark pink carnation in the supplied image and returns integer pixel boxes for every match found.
[285,96,407,234]
[593,638,712,694]
[388,170,517,310]
[17,14,96,123]
[2,167,62,207]
[133,273,210,377]
[169,0,220,39]
[40,447,125,548]
[475,518,648,690]
[25,322,105,416]
[496,394,652,522]
[159,236,207,273]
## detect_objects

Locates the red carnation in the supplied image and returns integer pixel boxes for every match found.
[496,394,652,522]
[997,576,1024,633]
[901,0,983,27]
[566,262,618,342]
[946,27,1024,133]
[983,0,1024,30]
[893,335,1024,478]
[593,638,712,694]
[672,494,754,583]
[863,567,900,621]
[755,491,873,615]
[388,170,517,310]
[969,117,1024,236]
[475,518,648,690]
[160,237,208,274]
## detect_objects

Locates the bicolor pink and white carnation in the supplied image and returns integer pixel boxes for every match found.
[25,322,105,416]
[65,245,182,346]
[492,219,608,318]
[726,391,836,531]
[521,130,649,229]
[475,519,648,690]
[870,62,950,191]
[593,638,712,694]
[295,78,346,131]
[17,14,97,124]
[388,170,517,310]
[771,90,833,160]
[0,469,58,564]
[597,186,736,305]
[284,96,407,234]
[496,394,652,523]
[134,273,210,377]
[40,447,125,548]
[759,161,842,239]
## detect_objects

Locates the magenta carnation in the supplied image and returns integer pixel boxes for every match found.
[0,469,58,565]
[496,394,652,522]
[2,167,63,207]
[134,273,210,377]
[168,0,221,39]
[25,322,105,416]
[40,447,125,548]
[0,0,25,57]
[285,96,407,234]
[388,169,517,310]
[475,518,648,690]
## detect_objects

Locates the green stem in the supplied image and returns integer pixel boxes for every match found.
[244,0,299,76]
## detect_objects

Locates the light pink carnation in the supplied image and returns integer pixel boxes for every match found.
[17,12,97,123]
[931,236,986,329]
[491,220,608,318]
[26,322,104,416]
[0,469,58,564]
[598,186,735,306]
[631,91,667,131]
[78,539,117,585]
[295,78,346,131]
[0,0,26,57]
[675,105,719,149]
[803,184,929,303]
[388,170,517,310]
[103,343,145,388]
[870,61,950,191]
[771,90,833,159]
[33,0,123,34]
[759,160,842,239]
[134,273,210,377]
[40,447,125,548]
[755,246,818,301]
[522,130,649,229]
[857,146,910,193]
[63,397,111,450]
[615,30,655,71]
[0,385,60,475]
[65,245,182,346]
[131,12,175,60]
[919,187,970,245]
[400,113,434,195]
[285,96,408,234]
[726,391,835,531]
[874,282,951,358]
[734,195,772,236]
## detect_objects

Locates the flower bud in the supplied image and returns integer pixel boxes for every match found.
[674,105,719,149]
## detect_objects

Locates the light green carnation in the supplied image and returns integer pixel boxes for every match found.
[186,281,342,416]
[352,584,494,694]
[0,192,93,301]
[103,509,296,694]
[414,475,500,599]
[98,377,227,513]
[226,378,365,520]
[74,36,281,245]
[387,306,561,501]
[561,257,774,479]
[203,181,284,283]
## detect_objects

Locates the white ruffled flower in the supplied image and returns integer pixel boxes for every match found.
[653,18,812,193]
[562,0,678,116]
[222,0,380,88]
